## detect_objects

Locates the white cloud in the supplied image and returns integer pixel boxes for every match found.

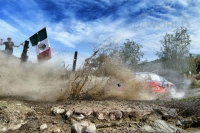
[1,0,200,63]
[0,19,17,33]
[178,0,188,6]
[0,19,27,42]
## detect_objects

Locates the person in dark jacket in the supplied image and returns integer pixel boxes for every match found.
[1,37,19,55]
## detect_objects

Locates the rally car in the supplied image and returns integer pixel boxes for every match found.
[134,72,177,94]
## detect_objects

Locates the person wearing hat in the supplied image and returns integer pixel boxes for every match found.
[1,37,20,55]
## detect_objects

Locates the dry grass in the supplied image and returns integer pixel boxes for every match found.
[62,51,109,100]
[63,48,156,100]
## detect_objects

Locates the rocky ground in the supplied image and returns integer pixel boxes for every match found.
[0,91,200,133]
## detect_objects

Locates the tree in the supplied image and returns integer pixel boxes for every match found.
[188,54,197,74]
[156,27,191,73]
[119,39,144,69]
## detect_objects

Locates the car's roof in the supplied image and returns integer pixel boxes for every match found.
[135,72,163,80]
[135,72,173,83]
[135,72,158,75]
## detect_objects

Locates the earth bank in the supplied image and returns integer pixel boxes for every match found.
[0,96,200,133]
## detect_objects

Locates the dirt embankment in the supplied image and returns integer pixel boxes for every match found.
[0,97,200,133]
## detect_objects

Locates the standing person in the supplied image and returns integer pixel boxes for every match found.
[0,39,3,45]
[2,37,19,55]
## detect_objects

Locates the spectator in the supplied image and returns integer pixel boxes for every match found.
[0,39,3,45]
[1,37,20,55]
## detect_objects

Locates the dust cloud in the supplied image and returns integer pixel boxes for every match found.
[0,50,184,101]
[159,70,192,99]
[140,63,192,99]
[169,79,191,99]
[0,51,68,101]
[101,58,156,100]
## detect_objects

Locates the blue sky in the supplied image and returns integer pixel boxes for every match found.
[0,0,200,66]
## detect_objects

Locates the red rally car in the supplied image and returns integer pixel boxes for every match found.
[135,72,177,94]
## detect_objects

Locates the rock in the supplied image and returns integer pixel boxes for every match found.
[153,106,168,116]
[152,120,184,132]
[12,123,25,130]
[1,127,7,132]
[176,120,183,126]
[40,124,47,131]
[73,114,85,121]
[16,110,20,113]
[167,108,177,118]
[95,111,109,120]
[51,107,65,115]
[52,121,58,124]
[109,110,123,120]
[71,121,96,133]
[97,113,104,120]
[139,125,155,133]
[16,103,22,106]
[178,116,193,128]
[115,111,123,119]
[110,113,115,120]
[65,110,73,119]
[53,128,61,133]
[122,108,132,118]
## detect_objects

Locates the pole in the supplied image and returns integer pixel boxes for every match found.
[72,51,78,72]
[20,41,29,64]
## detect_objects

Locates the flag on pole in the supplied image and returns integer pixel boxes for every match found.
[29,27,51,63]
